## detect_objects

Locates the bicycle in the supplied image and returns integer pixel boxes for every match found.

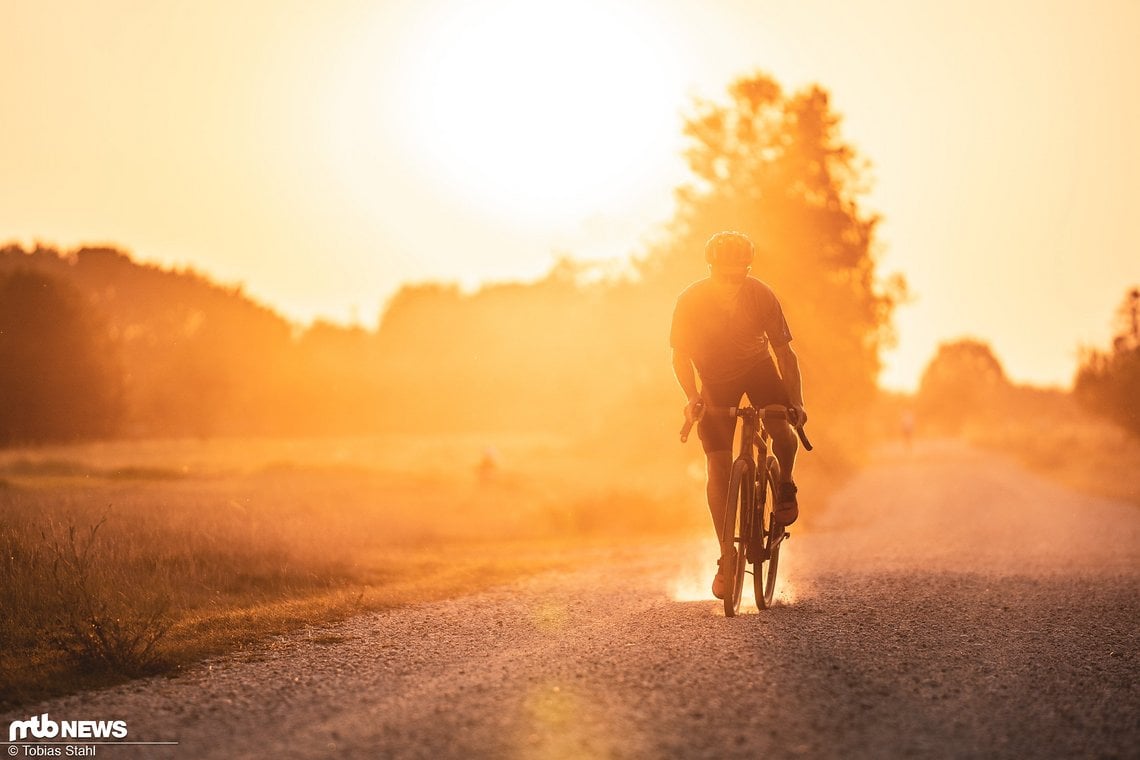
[680,404,812,616]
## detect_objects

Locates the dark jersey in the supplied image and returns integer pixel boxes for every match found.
[670,276,793,383]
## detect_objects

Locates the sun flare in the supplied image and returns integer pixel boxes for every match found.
[391,0,683,226]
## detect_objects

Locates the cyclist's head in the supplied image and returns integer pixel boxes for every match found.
[705,231,753,280]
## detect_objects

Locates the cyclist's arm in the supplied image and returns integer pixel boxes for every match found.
[672,348,700,403]
[772,343,807,421]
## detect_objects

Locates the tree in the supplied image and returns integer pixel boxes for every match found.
[1075,287,1140,436]
[916,338,1010,431]
[638,73,905,413]
[0,269,123,444]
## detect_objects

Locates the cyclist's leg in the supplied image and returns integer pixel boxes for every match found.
[697,379,743,544]
[699,382,743,600]
[705,450,733,543]
[769,419,798,487]
[744,360,798,485]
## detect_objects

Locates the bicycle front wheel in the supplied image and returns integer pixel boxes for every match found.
[755,456,782,609]
[722,458,753,617]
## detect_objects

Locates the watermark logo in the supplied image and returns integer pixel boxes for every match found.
[8,715,127,742]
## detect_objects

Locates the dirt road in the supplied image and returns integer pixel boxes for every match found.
[5,441,1138,758]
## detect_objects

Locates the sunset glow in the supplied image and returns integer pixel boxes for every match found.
[389,0,683,225]
[1,0,1137,388]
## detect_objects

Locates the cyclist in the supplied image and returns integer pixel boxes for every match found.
[670,231,807,600]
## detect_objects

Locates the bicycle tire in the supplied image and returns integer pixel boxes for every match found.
[722,458,753,617]
[754,456,782,609]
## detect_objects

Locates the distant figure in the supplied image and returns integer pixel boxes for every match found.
[477,445,501,483]
[671,231,808,601]
[900,409,916,450]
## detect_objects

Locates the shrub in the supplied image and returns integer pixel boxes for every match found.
[45,516,173,674]
[1075,288,1140,437]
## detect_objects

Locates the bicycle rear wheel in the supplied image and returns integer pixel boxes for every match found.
[722,459,753,617]
[754,456,782,609]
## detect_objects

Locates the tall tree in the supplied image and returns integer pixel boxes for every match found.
[640,73,905,413]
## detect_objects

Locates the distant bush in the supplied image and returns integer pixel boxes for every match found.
[1075,288,1140,437]
[916,338,1010,433]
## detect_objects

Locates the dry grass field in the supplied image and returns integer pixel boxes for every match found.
[0,432,718,707]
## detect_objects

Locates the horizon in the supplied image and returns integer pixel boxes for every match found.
[0,238,1098,395]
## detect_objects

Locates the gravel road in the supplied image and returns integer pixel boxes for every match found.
[4,441,1138,759]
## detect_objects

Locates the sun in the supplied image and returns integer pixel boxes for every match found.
[391,0,684,227]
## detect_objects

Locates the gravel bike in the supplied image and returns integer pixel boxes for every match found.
[681,404,812,616]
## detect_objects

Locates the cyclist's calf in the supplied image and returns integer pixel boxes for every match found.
[763,406,798,483]
[706,450,733,543]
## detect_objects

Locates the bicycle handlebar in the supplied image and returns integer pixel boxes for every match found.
[679,412,699,444]
[679,403,813,451]
[796,422,813,451]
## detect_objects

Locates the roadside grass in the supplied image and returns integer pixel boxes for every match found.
[964,417,1140,506]
[0,433,711,709]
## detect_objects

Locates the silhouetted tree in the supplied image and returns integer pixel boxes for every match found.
[68,246,299,436]
[637,73,905,414]
[370,72,904,436]
[0,244,319,437]
[0,269,123,444]
[916,338,1010,432]
[1075,287,1140,436]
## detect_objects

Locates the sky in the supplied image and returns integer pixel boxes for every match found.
[1,0,1137,390]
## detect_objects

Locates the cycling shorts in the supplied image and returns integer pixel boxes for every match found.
[698,358,791,454]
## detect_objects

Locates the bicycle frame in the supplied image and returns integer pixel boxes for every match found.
[735,406,767,469]
[728,406,765,518]
[680,403,800,614]
[723,405,782,553]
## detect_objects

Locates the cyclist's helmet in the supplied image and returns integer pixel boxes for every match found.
[704,231,754,270]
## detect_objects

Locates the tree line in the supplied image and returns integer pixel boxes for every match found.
[1075,288,1140,436]
[911,286,1139,439]
[1,72,909,445]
